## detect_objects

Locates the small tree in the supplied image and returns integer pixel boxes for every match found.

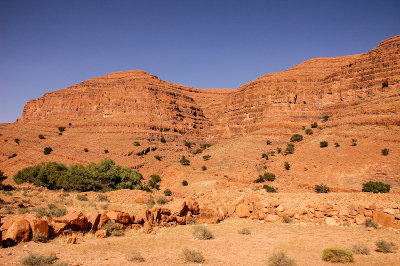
[320,141,328,148]
[58,127,66,132]
[43,147,53,155]
[351,139,357,146]
[334,142,340,147]
[263,185,277,193]
[194,148,203,154]
[311,122,318,128]
[382,80,389,88]
[290,134,303,142]
[182,180,188,186]
[315,184,330,193]
[201,165,207,171]
[164,189,172,196]
[179,156,190,165]
[362,181,390,193]
[14,138,20,144]
[38,134,45,139]
[323,115,330,122]
[381,148,389,156]
[84,148,89,152]
[305,129,313,135]
[266,140,272,145]
[285,143,295,154]
[284,162,290,170]
[154,155,162,161]
[160,137,166,143]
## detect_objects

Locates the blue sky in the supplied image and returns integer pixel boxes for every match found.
[1,0,399,122]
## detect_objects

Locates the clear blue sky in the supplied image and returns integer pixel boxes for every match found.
[1,0,399,123]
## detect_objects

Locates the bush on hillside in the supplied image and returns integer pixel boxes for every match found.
[311,122,318,128]
[179,156,190,165]
[315,184,330,193]
[13,159,144,192]
[290,134,303,142]
[362,181,390,193]
[285,143,295,154]
[305,129,313,135]
[381,148,389,156]
[320,141,328,148]
[43,147,53,155]
[263,185,277,193]
[322,248,354,263]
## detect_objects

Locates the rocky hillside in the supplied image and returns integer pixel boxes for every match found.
[0,35,399,191]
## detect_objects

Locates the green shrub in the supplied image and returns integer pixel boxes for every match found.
[96,194,109,202]
[322,248,354,263]
[156,196,167,205]
[277,147,282,154]
[362,181,390,193]
[160,137,166,143]
[8,153,17,159]
[14,138,20,144]
[68,122,72,127]
[376,240,397,253]
[182,180,188,186]
[311,122,318,128]
[365,219,378,228]
[101,221,124,237]
[320,141,328,148]
[267,251,296,266]
[182,248,204,263]
[290,134,303,142]
[194,148,203,154]
[13,159,144,192]
[302,125,306,130]
[203,155,211,161]
[126,251,145,262]
[18,207,30,214]
[284,162,290,170]
[263,185,277,193]
[269,151,275,156]
[266,140,272,145]
[20,254,58,266]
[351,243,370,255]
[148,174,161,189]
[201,165,207,171]
[200,143,211,149]
[256,172,276,182]
[184,141,192,148]
[58,127,65,132]
[323,115,330,122]
[351,139,357,146]
[381,148,389,156]
[262,153,269,160]
[32,232,47,243]
[285,143,295,154]
[164,189,172,196]
[179,156,190,165]
[133,141,140,146]
[238,228,251,235]
[76,194,88,201]
[84,148,89,152]
[382,80,389,88]
[305,129,313,135]
[283,215,292,223]
[315,184,330,193]
[104,149,109,154]
[43,147,53,155]
[154,155,162,161]
[192,225,213,240]
[334,142,340,147]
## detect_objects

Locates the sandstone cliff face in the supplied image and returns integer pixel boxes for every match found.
[1,35,399,191]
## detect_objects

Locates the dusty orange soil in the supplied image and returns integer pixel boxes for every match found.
[0,218,399,265]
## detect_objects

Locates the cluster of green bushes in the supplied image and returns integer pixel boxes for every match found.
[255,172,276,183]
[13,159,144,192]
[362,181,391,193]
[148,174,161,189]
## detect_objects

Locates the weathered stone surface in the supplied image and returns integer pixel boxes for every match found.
[373,210,395,228]
[107,211,131,224]
[95,230,107,238]
[325,217,337,226]
[87,212,101,232]
[265,214,280,223]
[97,213,110,229]
[4,218,31,242]
[24,214,49,239]
[53,211,89,231]
[236,204,251,218]
[196,207,220,224]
